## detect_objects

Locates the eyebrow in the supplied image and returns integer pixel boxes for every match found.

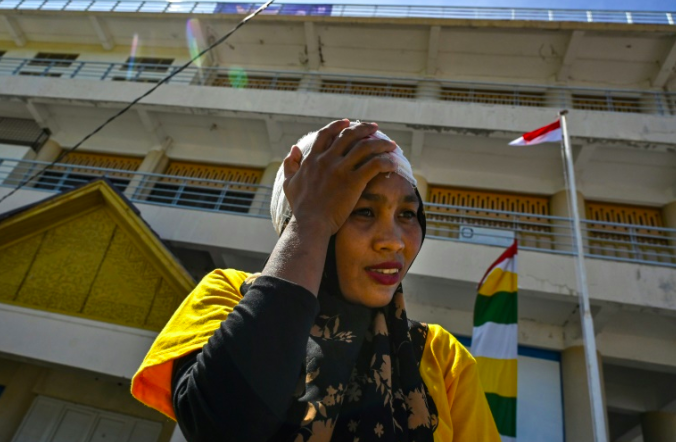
[361,192,419,204]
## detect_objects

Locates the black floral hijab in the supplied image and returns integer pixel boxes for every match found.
[245,188,438,442]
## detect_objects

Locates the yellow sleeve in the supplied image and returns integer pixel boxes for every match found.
[130,268,251,420]
[420,324,501,442]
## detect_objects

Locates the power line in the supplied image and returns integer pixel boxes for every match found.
[0,0,275,206]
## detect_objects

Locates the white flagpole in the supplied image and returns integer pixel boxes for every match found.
[559,110,608,442]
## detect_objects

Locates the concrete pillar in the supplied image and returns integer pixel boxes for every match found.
[417,80,441,101]
[0,364,46,442]
[414,173,428,202]
[550,189,587,253]
[641,412,676,442]
[662,201,676,264]
[249,161,281,217]
[35,139,62,163]
[561,346,609,442]
[124,148,169,200]
[298,73,320,93]
[545,88,572,110]
[14,139,62,188]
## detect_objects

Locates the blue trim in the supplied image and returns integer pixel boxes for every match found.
[455,335,561,362]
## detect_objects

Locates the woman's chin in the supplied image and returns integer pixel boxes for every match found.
[344,288,396,308]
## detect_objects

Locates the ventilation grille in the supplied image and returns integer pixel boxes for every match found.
[162,161,263,190]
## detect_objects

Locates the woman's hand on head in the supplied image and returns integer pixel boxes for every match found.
[282,120,398,237]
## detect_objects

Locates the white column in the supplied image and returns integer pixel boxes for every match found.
[35,139,62,163]
[18,139,62,188]
[298,73,320,93]
[561,346,609,442]
[550,189,587,252]
[545,88,572,110]
[417,80,441,101]
[414,172,428,202]
[124,147,169,200]
[249,161,281,217]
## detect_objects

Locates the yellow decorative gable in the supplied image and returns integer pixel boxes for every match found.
[0,180,195,330]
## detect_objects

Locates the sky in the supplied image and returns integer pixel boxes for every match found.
[263,0,676,12]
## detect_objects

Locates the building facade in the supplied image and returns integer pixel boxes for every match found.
[0,3,675,441]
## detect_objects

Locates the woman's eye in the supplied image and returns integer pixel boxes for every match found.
[353,208,373,217]
[400,210,417,219]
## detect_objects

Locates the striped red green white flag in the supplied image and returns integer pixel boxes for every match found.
[472,240,518,442]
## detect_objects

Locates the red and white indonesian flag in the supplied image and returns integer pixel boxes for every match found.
[509,120,562,146]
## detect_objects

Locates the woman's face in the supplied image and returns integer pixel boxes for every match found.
[335,173,423,307]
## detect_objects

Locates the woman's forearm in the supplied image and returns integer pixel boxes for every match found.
[172,275,319,441]
[262,216,332,296]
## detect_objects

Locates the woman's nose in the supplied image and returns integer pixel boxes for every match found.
[373,221,405,252]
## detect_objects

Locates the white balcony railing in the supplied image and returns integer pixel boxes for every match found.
[1,158,675,268]
[0,0,673,26]
[3,58,675,116]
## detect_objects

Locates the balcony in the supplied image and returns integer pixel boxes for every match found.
[2,58,675,117]
[2,157,674,269]
[0,0,673,26]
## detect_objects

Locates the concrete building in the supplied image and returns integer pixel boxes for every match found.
[0,2,674,441]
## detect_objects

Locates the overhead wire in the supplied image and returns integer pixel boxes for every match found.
[0,0,275,206]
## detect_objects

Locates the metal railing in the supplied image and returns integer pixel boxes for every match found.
[0,158,273,216]
[1,158,675,268]
[424,202,676,267]
[3,58,675,116]
[0,0,673,26]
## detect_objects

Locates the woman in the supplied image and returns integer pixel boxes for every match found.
[131,120,501,441]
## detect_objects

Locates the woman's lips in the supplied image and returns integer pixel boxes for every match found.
[365,269,400,285]
[365,263,402,285]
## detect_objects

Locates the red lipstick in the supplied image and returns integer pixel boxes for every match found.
[365,262,402,286]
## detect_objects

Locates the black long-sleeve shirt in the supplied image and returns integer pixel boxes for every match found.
[171,276,319,442]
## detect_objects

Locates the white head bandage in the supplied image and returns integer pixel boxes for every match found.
[270,122,417,236]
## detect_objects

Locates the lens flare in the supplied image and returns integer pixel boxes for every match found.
[228,66,248,88]
[186,19,204,69]
[127,33,139,80]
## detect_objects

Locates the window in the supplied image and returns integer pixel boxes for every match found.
[121,57,174,73]
[33,152,142,193]
[320,80,416,99]
[147,161,263,213]
[441,87,545,107]
[212,74,300,91]
[572,94,641,113]
[28,52,78,68]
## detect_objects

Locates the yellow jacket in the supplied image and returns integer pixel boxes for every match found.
[131,269,500,441]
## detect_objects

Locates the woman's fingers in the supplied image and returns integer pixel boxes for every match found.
[310,119,351,156]
[326,121,379,157]
[343,138,397,170]
[352,153,397,188]
[283,145,302,180]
